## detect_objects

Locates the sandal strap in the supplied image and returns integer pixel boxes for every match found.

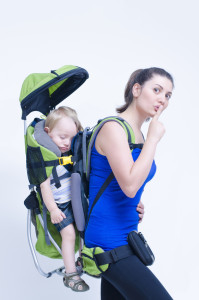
[63,273,89,292]
[65,271,79,279]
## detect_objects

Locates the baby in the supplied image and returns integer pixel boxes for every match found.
[40,106,89,292]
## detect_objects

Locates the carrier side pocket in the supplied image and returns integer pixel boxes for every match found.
[81,246,109,277]
[26,146,47,185]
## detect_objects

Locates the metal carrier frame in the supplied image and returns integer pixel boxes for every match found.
[21,66,89,279]
[27,208,65,278]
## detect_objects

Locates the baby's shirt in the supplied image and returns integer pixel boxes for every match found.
[50,165,71,204]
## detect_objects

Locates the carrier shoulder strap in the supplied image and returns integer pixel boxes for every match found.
[86,116,135,181]
[86,116,136,228]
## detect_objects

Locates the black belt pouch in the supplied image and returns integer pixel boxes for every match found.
[127,231,155,266]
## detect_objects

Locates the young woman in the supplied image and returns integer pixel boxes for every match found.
[85,68,173,299]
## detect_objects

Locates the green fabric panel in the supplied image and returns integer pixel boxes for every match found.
[35,191,62,258]
[48,78,67,96]
[81,245,109,276]
[19,73,56,103]
[55,65,77,76]
[35,192,80,259]
[35,214,62,259]
[19,65,78,103]
[24,134,27,152]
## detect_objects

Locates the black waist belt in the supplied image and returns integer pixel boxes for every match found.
[95,244,134,266]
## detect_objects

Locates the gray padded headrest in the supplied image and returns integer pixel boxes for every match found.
[34,120,61,157]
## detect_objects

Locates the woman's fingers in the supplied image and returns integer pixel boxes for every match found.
[153,104,164,120]
[138,215,143,223]
[147,104,165,143]
[137,201,144,223]
[137,201,144,212]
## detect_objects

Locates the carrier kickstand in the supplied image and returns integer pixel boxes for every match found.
[27,209,64,278]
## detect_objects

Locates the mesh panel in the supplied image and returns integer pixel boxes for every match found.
[26,146,47,185]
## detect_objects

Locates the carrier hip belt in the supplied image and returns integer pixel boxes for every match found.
[95,244,134,265]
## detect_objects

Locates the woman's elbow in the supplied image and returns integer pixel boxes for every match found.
[122,185,137,198]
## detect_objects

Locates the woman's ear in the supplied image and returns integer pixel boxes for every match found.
[44,127,49,134]
[132,83,142,98]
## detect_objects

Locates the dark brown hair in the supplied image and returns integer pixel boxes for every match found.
[117,67,174,113]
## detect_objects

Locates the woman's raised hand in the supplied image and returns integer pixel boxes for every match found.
[147,105,165,144]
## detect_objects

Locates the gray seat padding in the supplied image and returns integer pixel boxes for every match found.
[34,120,61,157]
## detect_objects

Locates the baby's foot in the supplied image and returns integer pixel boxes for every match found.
[63,272,89,292]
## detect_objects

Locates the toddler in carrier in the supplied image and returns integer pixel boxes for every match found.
[38,106,89,292]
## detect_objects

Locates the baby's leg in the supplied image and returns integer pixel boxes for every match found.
[60,223,76,273]
[61,224,89,291]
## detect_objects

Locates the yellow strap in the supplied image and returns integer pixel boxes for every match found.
[58,155,73,165]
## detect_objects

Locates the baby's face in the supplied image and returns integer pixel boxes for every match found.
[47,116,77,154]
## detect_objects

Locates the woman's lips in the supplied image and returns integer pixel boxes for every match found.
[154,106,159,112]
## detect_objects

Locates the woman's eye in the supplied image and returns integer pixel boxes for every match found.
[154,88,159,93]
[166,94,171,100]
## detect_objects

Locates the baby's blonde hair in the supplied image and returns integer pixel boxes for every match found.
[45,106,83,132]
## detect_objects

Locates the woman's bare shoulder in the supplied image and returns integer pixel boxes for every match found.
[96,121,129,155]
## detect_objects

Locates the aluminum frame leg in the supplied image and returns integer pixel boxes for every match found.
[27,209,65,278]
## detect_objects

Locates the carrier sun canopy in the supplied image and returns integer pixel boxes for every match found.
[19,65,89,120]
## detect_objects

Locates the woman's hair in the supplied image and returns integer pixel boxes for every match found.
[45,106,83,132]
[117,67,174,113]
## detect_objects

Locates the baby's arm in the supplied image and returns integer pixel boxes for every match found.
[40,177,66,224]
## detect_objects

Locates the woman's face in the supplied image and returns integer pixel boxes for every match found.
[133,75,173,118]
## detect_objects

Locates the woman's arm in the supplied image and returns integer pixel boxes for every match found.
[40,177,66,223]
[96,109,165,198]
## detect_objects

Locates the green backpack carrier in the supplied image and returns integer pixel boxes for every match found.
[20,65,89,277]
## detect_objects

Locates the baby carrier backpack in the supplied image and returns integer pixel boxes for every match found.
[20,65,89,277]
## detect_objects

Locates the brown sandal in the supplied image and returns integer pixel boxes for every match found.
[63,272,89,292]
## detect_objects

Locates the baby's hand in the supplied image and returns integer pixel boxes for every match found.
[50,208,66,224]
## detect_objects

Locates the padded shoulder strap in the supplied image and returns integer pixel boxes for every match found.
[86,116,135,180]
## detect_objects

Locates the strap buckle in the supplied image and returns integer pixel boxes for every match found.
[110,249,119,263]
[58,155,73,166]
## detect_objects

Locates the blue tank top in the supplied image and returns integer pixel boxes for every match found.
[84,142,156,251]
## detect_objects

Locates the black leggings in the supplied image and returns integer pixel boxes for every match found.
[101,255,173,300]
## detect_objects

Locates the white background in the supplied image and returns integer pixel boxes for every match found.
[1,1,199,299]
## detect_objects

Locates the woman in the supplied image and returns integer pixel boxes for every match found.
[85,67,173,299]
